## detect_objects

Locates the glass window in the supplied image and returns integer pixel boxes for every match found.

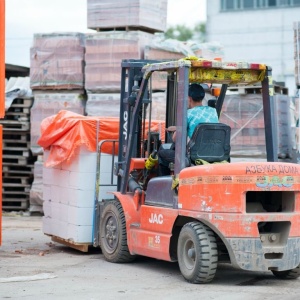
[244,0,255,8]
[268,0,277,6]
[278,0,290,5]
[226,0,235,9]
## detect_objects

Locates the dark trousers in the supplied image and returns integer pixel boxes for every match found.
[158,143,175,176]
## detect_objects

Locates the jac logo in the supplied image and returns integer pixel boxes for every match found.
[123,111,128,140]
[149,213,163,224]
[225,63,237,68]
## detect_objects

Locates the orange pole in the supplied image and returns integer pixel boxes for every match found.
[0,0,5,245]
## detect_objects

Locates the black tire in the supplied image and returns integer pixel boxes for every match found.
[177,222,218,284]
[100,200,136,263]
[272,264,300,279]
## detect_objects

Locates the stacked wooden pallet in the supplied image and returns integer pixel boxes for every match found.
[1,96,37,210]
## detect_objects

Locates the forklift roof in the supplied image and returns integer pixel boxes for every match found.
[142,57,267,85]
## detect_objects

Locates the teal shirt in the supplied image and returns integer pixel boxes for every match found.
[187,106,219,138]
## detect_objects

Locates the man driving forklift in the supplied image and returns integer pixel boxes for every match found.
[158,83,219,176]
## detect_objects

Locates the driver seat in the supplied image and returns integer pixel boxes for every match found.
[187,123,231,165]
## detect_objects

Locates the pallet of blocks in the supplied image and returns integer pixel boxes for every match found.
[221,83,292,159]
[38,112,119,251]
[87,0,168,33]
[2,77,37,211]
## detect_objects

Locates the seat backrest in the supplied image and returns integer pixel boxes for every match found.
[187,123,231,163]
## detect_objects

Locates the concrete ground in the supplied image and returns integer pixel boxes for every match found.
[0,213,300,300]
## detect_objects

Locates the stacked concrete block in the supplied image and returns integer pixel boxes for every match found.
[85,31,154,93]
[144,45,186,91]
[273,93,292,158]
[30,32,85,90]
[42,145,117,244]
[294,22,300,88]
[221,87,292,159]
[30,92,86,155]
[85,91,166,120]
[220,93,267,157]
[86,93,120,117]
[87,0,168,33]
[189,41,225,60]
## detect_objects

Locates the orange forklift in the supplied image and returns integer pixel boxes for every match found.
[93,58,300,283]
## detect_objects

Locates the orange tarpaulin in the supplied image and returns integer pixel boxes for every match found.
[38,110,165,167]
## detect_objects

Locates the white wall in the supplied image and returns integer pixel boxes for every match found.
[206,2,300,95]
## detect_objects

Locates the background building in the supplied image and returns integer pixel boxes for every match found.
[206,0,300,95]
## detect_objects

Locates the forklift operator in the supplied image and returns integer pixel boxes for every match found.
[158,83,219,176]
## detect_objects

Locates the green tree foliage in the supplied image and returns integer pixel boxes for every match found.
[165,22,206,42]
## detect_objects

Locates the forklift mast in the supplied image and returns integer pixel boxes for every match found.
[117,60,157,193]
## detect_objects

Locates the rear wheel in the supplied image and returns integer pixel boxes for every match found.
[100,200,135,263]
[272,264,300,279]
[177,222,218,284]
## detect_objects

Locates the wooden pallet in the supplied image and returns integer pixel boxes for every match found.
[3,131,30,142]
[0,120,30,131]
[2,183,31,193]
[2,155,33,165]
[92,25,158,34]
[47,235,91,253]
[227,83,288,95]
[3,175,33,185]
[9,98,34,108]
[3,139,31,149]
[2,198,29,210]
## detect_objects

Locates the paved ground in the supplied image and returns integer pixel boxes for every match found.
[0,213,300,300]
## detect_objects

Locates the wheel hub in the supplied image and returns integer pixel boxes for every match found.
[106,218,117,248]
[188,248,195,259]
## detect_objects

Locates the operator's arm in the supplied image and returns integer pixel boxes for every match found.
[166,126,177,142]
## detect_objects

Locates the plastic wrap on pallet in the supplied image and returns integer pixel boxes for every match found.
[293,97,300,152]
[220,92,292,158]
[294,22,300,87]
[30,91,86,155]
[86,92,166,121]
[220,94,266,157]
[84,31,154,92]
[5,77,32,110]
[187,41,225,60]
[30,32,85,90]
[87,0,167,33]
[273,94,292,158]
[144,38,192,90]
[86,93,120,117]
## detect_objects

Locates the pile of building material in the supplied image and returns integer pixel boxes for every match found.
[85,0,176,120]
[84,30,154,93]
[1,77,37,210]
[30,32,85,90]
[87,0,168,33]
[221,83,292,159]
[29,32,87,213]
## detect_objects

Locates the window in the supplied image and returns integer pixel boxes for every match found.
[244,0,255,7]
[220,0,300,10]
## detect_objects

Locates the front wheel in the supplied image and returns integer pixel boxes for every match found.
[100,200,135,263]
[272,264,300,279]
[177,222,218,284]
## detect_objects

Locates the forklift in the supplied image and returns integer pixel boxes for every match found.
[93,58,300,283]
